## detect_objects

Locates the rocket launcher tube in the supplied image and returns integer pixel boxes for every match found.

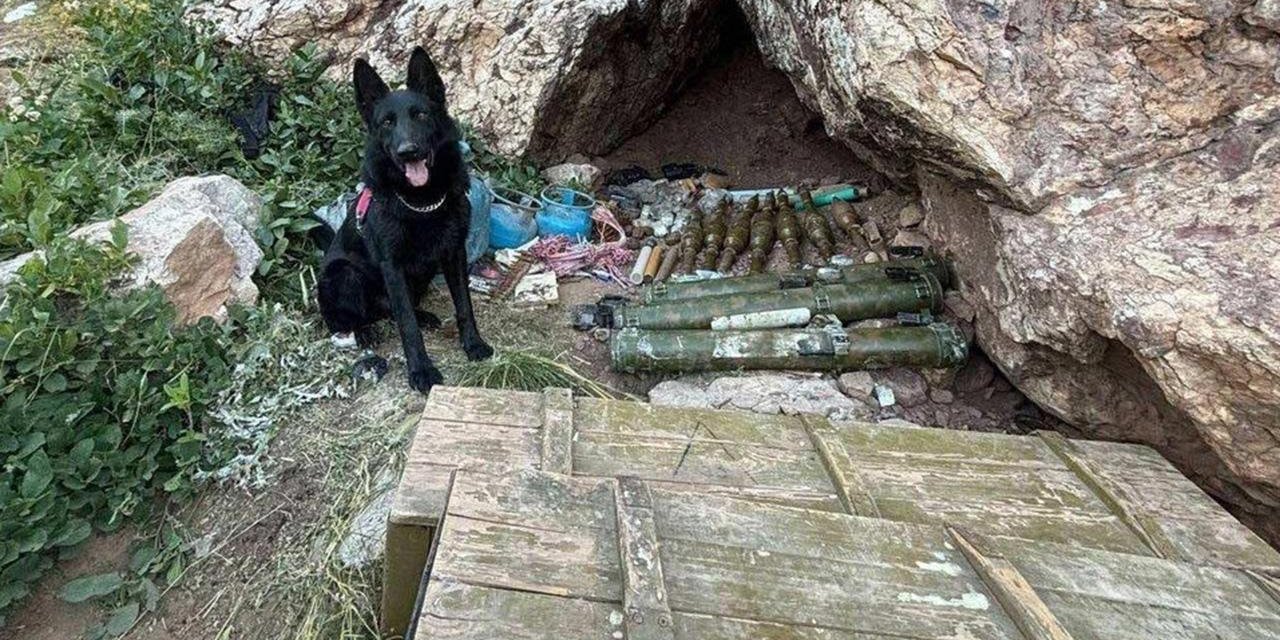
[639,254,950,304]
[611,322,968,373]
[611,273,944,330]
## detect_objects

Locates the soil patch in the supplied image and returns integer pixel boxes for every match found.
[598,25,887,191]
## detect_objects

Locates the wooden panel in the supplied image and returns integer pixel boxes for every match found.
[834,423,1151,555]
[539,387,575,475]
[421,385,545,427]
[989,535,1280,639]
[575,397,814,450]
[415,470,1280,640]
[574,432,834,491]
[419,579,623,640]
[390,428,538,527]
[1068,439,1280,572]
[430,470,620,602]
[614,477,675,640]
[803,416,881,516]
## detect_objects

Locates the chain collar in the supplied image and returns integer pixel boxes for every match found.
[396,191,447,214]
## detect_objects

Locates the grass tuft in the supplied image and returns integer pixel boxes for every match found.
[452,350,626,399]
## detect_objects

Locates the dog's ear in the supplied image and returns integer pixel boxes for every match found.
[353,58,389,127]
[406,46,447,107]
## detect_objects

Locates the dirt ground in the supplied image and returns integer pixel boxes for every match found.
[598,39,888,192]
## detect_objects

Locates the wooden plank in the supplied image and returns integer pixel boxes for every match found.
[840,422,1067,469]
[539,387,574,475]
[1067,438,1280,572]
[947,527,1074,640]
[576,397,814,450]
[418,579,624,640]
[1037,431,1179,559]
[573,432,833,491]
[802,415,881,517]
[637,478,842,514]
[422,385,545,427]
[431,471,620,602]
[831,422,1149,555]
[988,535,1280,639]
[659,536,1020,639]
[613,477,675,640]
[391,418,539,527]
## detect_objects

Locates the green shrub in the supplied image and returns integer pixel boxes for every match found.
[1,0,364,299]
[0,0,368,621]
[0,232,234,615]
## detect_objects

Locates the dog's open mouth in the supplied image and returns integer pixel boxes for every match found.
[404,158,430,187]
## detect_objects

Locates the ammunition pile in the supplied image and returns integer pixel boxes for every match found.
[572,247,968,374]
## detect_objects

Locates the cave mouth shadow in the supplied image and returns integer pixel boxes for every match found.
[596,4,888,191]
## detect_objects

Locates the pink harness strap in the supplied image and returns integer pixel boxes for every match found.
[355,188,374,228]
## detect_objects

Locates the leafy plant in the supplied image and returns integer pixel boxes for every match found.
[0,235,235,617]
[1,0,363,300]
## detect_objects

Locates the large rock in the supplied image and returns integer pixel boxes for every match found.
[1,175,263,323]
[189,0,725,160]
[734,0,1280,526]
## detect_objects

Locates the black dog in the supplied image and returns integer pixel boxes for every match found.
[318,47,492,392]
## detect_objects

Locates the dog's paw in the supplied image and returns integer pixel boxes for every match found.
[463,339,494,362]
[414,309,443,330]
[407,364,445,393]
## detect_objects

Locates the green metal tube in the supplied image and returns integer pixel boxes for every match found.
[611,323,968,372]
[613,274,943,330]
[639,255,950,305]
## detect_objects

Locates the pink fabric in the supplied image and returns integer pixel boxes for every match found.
[355,188,374,226]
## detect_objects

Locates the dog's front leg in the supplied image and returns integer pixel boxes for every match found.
[443,249,493,361]
[381,261,444,392]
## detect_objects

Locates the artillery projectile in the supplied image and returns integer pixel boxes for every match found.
[639,251,949,304]
[747,193,777,274]
[799,188,835,263]
[696,199,729,271]
[643,245,663,283]
[775,190,802,269]
[655,244,681,282]
[611,322,968,373]
[677,210,703,274]
[716,196,754,273]
[829,200,868,251]
[606,272,943,330]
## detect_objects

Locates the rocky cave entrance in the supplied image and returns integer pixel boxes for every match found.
[576,7,1058,435]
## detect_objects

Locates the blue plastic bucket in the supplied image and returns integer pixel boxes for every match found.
[489,186,541,249]
[537,186,594,240]
[465,174,493,263]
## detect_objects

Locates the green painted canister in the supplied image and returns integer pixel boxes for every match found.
[614,273,944,331]
[611,323,968,373]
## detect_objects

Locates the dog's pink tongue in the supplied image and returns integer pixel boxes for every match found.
[405,160,430,187]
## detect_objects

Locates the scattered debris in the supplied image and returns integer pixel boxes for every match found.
[229,83,280,160]
[512,271,559,308]
[542,162,602,189]
[873,384,897,408]
[3,2,37,24]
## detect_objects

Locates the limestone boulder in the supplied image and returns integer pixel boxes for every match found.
[735,0,1280,524]
[188,0,725,160]
[0,175,263,324]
